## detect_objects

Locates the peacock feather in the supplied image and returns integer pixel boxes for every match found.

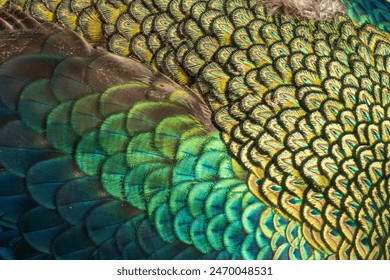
[0,8,325,260]
[0,0,389,259]
[341,0,390,32]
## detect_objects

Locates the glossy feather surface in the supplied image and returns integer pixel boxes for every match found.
[341,0,390,32]
[0,9,326,260]
[0,1,389,259]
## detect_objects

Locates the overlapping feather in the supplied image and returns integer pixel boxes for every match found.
[0,9,324,260]
[0,0,389,259]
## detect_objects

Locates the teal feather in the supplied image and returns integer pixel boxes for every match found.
[190,215,213,253]
[56,177,108,225]
[241,234,260,260]
[19,207,67,254]
[216,250,232,260]
[225,185,248,221]
[116,217,149,260]
[0,247,14,260]
[171,246,204,259]
[341,0,390,32]
[85,201,141,246]
[96,236,122,260]
[154,204,176,242]
[147,242,189,260]
[52,227,95,260]
[0,121,53,177]
[195,151,227,180]
[173,208,193,244]
[241,203,262,233]
[18,79,58,134]
[0,172,34,226]
[26,156,81,209]
[224,221,246,254]
[205,188,230,218]
[188,182,214,217]
[136,218,167,255]
[206,214,229,250]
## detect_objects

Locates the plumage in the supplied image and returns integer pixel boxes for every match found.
[0,8,326,260]
[341,0,390,32]
[0,0,389,260]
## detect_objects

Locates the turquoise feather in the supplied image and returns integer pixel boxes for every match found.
[341,0,390,31]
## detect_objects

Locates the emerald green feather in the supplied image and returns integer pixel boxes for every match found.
[46,101,77,153]
[101,154,128,200]
[76,131,107,176]
[19,79,58,134]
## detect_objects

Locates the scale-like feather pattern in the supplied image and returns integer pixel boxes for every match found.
[1,0,390,260]
[0,9,324,260]
[55,0,390,259]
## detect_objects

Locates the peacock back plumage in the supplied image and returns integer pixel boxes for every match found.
[0,9,325,260]
[0,0,389,259]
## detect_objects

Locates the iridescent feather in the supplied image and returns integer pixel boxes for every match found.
[0,0,389,260]
[0,8,324,260]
